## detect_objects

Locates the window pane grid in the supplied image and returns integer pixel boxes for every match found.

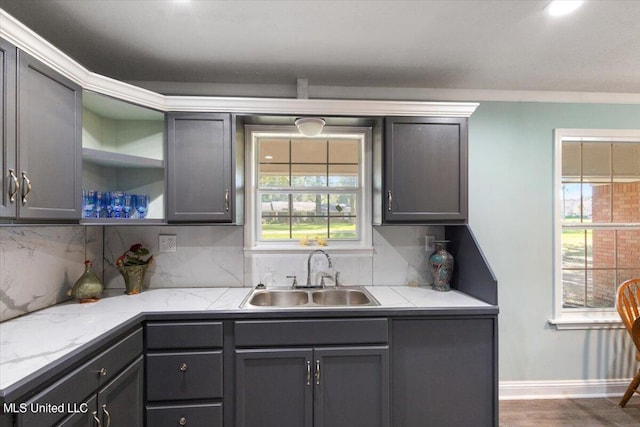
[257,135,362,242]
[561,139,640,310]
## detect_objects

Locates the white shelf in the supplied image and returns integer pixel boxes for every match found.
[82,148,164,169]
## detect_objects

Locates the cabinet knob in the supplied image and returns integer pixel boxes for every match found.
[180,362,188,372]
[99,367,107,376]
[179,417,187,426]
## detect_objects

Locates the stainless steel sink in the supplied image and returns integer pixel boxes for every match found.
[311,288,374,306]
[242,286,379,308]
[245,289,309,307]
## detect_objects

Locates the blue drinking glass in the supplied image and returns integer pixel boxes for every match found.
[135,194,149,219]
[123,194,132,219]
[94,191,105,218]
[112,191,124,218]
[104,192,113,218]
[82,190,96,218]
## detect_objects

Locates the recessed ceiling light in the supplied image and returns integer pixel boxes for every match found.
[546,0,584,17]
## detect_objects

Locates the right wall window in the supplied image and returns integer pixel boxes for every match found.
[556,130,640,320]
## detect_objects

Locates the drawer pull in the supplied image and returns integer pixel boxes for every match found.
[99,367,108,376]
[21,171,32,205]
[8,169,19,203]
[179,417,187,426]
[180,362,188,372]
[102,404,111,427]
[306,360,311,386]
[92,411,102,427]
[315,360,321,385]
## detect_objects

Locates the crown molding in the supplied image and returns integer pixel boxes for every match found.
[0,8,479,117]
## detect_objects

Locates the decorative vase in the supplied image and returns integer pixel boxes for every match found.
[119,265,148,295]
[429,240,454,292]
[67,260,104,303]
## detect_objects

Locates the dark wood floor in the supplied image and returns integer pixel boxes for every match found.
[500,397,640,426]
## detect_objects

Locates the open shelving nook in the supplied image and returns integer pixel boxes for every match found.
[82,91,165,223]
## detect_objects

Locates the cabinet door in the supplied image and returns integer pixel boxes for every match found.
[56,394,97,427]
[0,38,17,219]
[235,348,313,427]
[17,51,81,220]
[384,117,467,223]
[314,346,390,427]
[97,356,144,427]
[391,318,497,427]
[167,113,232,222]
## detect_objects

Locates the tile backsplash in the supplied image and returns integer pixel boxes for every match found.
[1,224,441,322]
[0,226,102,321]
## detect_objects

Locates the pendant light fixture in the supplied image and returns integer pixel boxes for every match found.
[295,117,326,137]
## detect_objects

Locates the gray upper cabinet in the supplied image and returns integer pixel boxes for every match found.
[383,117,468,223]
[0,38,17,219]
[167,112,233,222]
[15,51,82,220]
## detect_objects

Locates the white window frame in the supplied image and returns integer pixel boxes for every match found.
[244,125,373,252]
[550,128,640,330]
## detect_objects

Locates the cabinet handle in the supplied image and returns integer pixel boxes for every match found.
[102,404,111,427]
[8,169,19,203]
[179,417,187,426]
[92,411,102,427]
[315,360,320,385]
[224,189,230,212]
[21,172,32,205]
[99,367,107,376]
[180,362,188,372]
[306,360,311,386]
[387,191,392,211]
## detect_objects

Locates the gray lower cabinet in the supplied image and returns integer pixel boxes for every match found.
[234,318,390,427]
[15,49,81,220]
[166,113,233,222]
[383,117,468,223]
[14,328,143,427]
[235,346,389,427]
[391,317,498,427]
[144,321,224,427]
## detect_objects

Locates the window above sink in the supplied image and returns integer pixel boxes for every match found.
[245,124,373,251]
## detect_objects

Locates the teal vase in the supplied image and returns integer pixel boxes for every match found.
[429,241,454,292]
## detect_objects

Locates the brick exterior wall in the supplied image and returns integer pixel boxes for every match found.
[591,182,640,306]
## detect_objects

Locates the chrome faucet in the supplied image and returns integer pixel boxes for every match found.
[306,249,332,288]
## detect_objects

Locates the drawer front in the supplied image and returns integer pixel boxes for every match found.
[16,328,142,427]
[234,318,388,347]
[146,351,223,401]
[146,321,223,349]
[146,402,222,427]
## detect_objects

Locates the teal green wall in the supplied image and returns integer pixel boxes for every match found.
[469,102,640,381]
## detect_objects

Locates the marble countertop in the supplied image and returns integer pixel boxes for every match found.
[0,286,493,394]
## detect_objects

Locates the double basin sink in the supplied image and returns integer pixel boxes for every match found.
[242,286,380,308]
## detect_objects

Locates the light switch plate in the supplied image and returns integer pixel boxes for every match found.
[159,234,177,252]
[425,234,436,253]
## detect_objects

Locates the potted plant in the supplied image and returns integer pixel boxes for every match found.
[116,243,153,295]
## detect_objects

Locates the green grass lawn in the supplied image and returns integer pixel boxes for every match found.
[261,221,356,240]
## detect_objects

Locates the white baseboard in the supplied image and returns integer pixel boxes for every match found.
[499,379,631,400]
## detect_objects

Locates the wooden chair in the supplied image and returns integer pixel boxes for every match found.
[616,278,640,407]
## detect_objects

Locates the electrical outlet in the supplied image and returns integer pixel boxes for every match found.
[425,234,436,253]
[159,234,177,252]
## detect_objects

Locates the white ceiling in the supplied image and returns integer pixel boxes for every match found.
[1,0,639,98]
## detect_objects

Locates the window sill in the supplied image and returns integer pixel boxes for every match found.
[548,313,624,330]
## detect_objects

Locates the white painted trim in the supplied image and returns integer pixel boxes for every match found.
[552,128,640,326]
[499,379,630,400]
[0,8,478,116]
